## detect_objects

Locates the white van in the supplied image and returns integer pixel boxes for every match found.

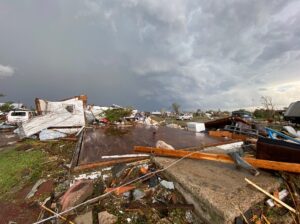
[6,110,35,125]
[176,113,193,120]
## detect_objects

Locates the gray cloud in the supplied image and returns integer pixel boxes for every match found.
[0,0,300,110]
[0,64,14,78]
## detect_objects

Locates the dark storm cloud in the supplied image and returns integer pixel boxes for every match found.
[0,0,300,110]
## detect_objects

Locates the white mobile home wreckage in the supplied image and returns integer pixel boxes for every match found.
[18,95,87,139]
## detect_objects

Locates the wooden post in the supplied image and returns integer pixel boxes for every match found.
[134,146,300,173]
[245,178,296,213]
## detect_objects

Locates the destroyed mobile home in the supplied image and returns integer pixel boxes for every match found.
[1,95,300,223]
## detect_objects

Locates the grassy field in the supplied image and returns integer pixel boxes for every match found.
[0,147,46,197]
[0,138,76,199]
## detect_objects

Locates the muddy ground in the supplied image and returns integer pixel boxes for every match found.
[0,131,19,148]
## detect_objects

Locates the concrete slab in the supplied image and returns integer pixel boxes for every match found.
[153,157,281,224]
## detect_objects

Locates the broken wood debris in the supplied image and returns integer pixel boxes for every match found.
[105,185,136,195]
[34,159,195,224]
[73,157,150,172]
[245,178,296,214]
[101,153,150,159]
[266,189,289,207]
[124,203,195,211]
[209,130,248,141]
[134,146,300,173]
[39,202,75,224]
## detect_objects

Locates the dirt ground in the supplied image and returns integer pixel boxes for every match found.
[0,185,41,224]
[0,131,19,148]
[0,131,75,224]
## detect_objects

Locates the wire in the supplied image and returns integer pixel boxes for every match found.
[34,150,198,224]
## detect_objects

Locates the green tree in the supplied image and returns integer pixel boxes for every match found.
[0,102,14,112]
[103,108,133,122]
[195,109,202,117]
[171,103,181,115]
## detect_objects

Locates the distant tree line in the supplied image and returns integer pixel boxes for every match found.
[0,102,14,112]
[0,93,14,112]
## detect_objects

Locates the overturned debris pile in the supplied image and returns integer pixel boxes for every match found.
[17,95,87,139]
[36,160,195,223]
[10,111,300,223]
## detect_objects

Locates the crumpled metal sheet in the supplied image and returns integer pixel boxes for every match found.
[18,97,86,138]
[39,129,67,141]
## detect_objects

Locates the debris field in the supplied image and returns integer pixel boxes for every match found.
[1,95,300,224]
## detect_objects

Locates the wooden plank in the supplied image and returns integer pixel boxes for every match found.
[73,157,150,172]
[70,130,84,169]
[134,146,234,164]
[244,157,300,173]
[60,137,78,141]
[134,146,300,173]
[208,131,248,141]
[48,126,83,129]
[181,139,240,151]
[232,133,248,141]
[209,130,232,138]
[245,178,296,213]
[125,203,195,211]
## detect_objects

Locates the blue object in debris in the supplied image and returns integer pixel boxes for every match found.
[265,127,300,144]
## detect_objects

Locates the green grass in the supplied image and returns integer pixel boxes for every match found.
[0,148,46,196]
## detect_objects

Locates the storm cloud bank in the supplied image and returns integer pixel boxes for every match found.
[0,0,300,110]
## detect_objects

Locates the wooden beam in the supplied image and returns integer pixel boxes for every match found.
[135,146,234,163]
[60,137,78,141]
[125,203,195,211]
[208,131,248,141]
[245,178,296,213]
[70,130,84,169]
[134,146,300,173]
[73,157,150,172]
[181,139,240,151]
[209,130,232,138]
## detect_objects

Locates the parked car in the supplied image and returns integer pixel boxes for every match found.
[232,110,253,121]
[176,114,193,120]
[6,110,35,125]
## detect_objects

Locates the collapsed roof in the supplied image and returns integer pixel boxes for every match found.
[18,95,87,138]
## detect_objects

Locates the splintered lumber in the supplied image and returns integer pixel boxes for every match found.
[101,154,150,159]
[134,146,300,173]
[60,137,78,141]
[136,146,233,163]
[125,203,195,211]
[208,131,248,141]
[73,157,149,172]
[105,185,136,195]
[39,203,75,224]
[245,178,296,213]
[181,139,240,151]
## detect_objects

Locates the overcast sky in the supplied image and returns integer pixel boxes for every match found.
[0,0,300,111]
